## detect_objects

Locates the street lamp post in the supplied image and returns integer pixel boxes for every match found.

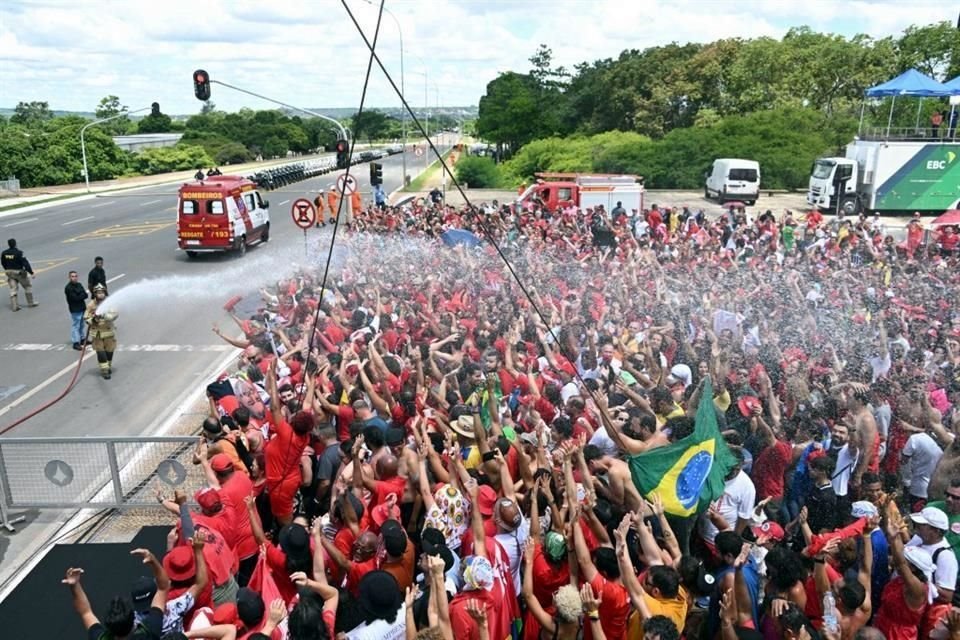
[81,107,150,193]
[363,1,406,184]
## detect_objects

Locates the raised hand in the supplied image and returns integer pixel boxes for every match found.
[62,567,84,586]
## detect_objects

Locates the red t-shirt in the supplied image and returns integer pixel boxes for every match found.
[450,583,512,640]
[191,519,239,587]
[803,563,841,626]
[218,472,259,559]
[585,573,629,640]
[265,542,308,605]
[264,419,309,488]
[752,440,793,500]
[522,543,572,640]
[346,556,378,597]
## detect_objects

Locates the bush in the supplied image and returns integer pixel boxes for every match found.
[455,156,503,188]
[133,144,213,175]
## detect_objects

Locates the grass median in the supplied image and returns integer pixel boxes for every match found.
[404,149,455,192]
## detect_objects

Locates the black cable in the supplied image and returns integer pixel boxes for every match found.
[296,0,385,414]
[341,3,595,389]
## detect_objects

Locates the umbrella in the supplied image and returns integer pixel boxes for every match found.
[440,229,482,248]
[932,209,960,226]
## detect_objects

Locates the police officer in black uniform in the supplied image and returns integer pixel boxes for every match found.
[1,238,37,312]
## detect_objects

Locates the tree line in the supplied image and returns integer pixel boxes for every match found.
[469,22,960,190]
[0,97,461,189]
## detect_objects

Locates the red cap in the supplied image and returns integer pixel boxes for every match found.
[162,545,196,581]
[737,396,761,418]
[751,521,785,542]
[371,501,402,527]
[556,360,576,377]
[477,485,498,516]
[212,602,239,626]
[210,454,233,473]
[195,488,221,512]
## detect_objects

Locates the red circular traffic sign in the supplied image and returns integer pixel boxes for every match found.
[291,198,317,229]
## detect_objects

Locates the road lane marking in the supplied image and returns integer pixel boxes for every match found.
[106,273,125,284]
[0,357,85,419]
[63,221,174,243]
[3,218,38,227]
[0,344,234,352]
[139,199,162,207]
[31,257,77,275]
[90,201,115,208]
[62,216,95,226]
[279,200,290,205]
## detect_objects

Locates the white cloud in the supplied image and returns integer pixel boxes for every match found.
[1,0,957,114]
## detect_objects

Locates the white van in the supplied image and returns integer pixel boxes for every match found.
[705,159,761,205]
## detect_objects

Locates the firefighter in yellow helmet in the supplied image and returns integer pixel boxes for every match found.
[84,284,118,379]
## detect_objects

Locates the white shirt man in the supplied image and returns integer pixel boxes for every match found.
[699,469,756,546]
[902,432,944,499]
[831,444,860,499]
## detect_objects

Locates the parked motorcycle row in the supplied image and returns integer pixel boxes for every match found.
[246,145,403,191]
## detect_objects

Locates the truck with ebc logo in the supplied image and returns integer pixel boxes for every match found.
[808,139,960,215]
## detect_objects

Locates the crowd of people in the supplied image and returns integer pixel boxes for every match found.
[63,197,960,640]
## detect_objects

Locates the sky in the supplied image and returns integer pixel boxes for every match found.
[2,0,958,116]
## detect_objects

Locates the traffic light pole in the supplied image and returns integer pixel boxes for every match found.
[209,79,348,142]
[80,106,151,193]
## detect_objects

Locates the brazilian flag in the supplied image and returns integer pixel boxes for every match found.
[628,378,736,517]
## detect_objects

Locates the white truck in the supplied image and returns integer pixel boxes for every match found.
[517,173,644,212]
[704,158,761,205]
[808,139,960,215]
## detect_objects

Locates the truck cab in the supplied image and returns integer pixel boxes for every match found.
[808,158,858,215]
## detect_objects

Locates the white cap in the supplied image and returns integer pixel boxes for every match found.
[666,364,692,389]
[910,506,949,531]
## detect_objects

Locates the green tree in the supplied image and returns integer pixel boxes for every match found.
[897,21,960,79]
[133,144,212,174]
[137,110,173,133]
[476,72,541,156]
[214,142,253,165]
[10,101,53,126]
[94,95,130,135]
[351,110,391,142]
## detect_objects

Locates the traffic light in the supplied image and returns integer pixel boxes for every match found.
[151,102,160,117]
[193,69,211,101]
[369,162,383,186]
[335,139,349,169]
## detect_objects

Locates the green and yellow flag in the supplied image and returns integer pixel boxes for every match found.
[628,378,736,517]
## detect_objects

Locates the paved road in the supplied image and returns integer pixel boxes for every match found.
[0,137,453,439]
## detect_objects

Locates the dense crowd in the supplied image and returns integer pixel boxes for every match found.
[63,199,960,640]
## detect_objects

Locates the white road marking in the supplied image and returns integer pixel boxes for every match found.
[90,201,116,208]
[106,273,125,284]
[0,343,234,352]
[3,217,37,227]
[278,200,290,205]
[139,199,162,207]
[62,216,95,226]
[0,357,85,419]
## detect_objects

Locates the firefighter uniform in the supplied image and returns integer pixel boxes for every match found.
[84,284,118,379]
[1,238,37,311]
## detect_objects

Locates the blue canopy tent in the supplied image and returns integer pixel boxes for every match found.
[945,76,960,139]
[862,69,957,137]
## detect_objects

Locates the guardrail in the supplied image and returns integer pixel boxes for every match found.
[0,179,21,197]
[0,436,203,525]
[859,126,959,143]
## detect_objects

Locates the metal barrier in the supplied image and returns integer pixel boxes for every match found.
[0,436,203,515]
[0,178,21,197]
